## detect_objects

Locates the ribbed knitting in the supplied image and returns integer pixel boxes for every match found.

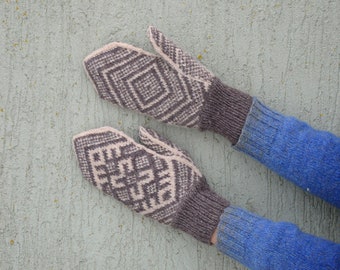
[216,206,340,269]
[199,78,253,145]
[171,180,229,243]
[235,98,340,207]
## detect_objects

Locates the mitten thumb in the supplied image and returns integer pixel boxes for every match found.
[138,126,192,161]
[148,26,213,82]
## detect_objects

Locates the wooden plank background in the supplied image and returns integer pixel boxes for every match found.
[1,1,339,269]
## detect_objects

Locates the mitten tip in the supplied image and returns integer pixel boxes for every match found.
[72,126,123,144]
[83,42,157,67]
[138,126,157,145]
[138,126,147,134]
[83,42,121,63]
[147,25,157,38]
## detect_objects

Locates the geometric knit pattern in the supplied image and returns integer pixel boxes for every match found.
[73,126,203,224]
[84,26,213,128]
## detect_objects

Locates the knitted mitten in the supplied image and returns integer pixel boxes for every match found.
[73,126,229,243]
[84,26,253,145]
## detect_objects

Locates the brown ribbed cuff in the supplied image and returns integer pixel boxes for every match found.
[170,180,230,244]
[199,78,253,145]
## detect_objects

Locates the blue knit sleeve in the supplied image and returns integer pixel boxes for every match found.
[217,206,340,270]
[235,99,340,208]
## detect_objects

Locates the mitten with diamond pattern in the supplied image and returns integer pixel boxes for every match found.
[84,26,252,145]
[73,126,229,243]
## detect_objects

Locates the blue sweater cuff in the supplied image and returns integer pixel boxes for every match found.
[234,98,285,163]
[216,206,340,269]
[216,206,259,264]
[234,98,340,207]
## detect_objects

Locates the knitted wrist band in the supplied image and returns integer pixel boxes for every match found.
[199,78,253,145]
[171,180,229,243]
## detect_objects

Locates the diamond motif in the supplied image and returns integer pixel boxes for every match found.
[73,128,202,224]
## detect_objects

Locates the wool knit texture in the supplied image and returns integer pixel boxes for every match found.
[73,126,229,243]
[84,26,252,144]
[235,98,340,207]
[199,78,252,145]
[216,206,340,269]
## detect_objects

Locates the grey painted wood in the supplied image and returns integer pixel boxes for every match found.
[1,1,339,269]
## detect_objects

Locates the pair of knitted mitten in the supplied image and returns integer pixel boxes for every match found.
[84,26,252,145]
[73,126,229,243]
